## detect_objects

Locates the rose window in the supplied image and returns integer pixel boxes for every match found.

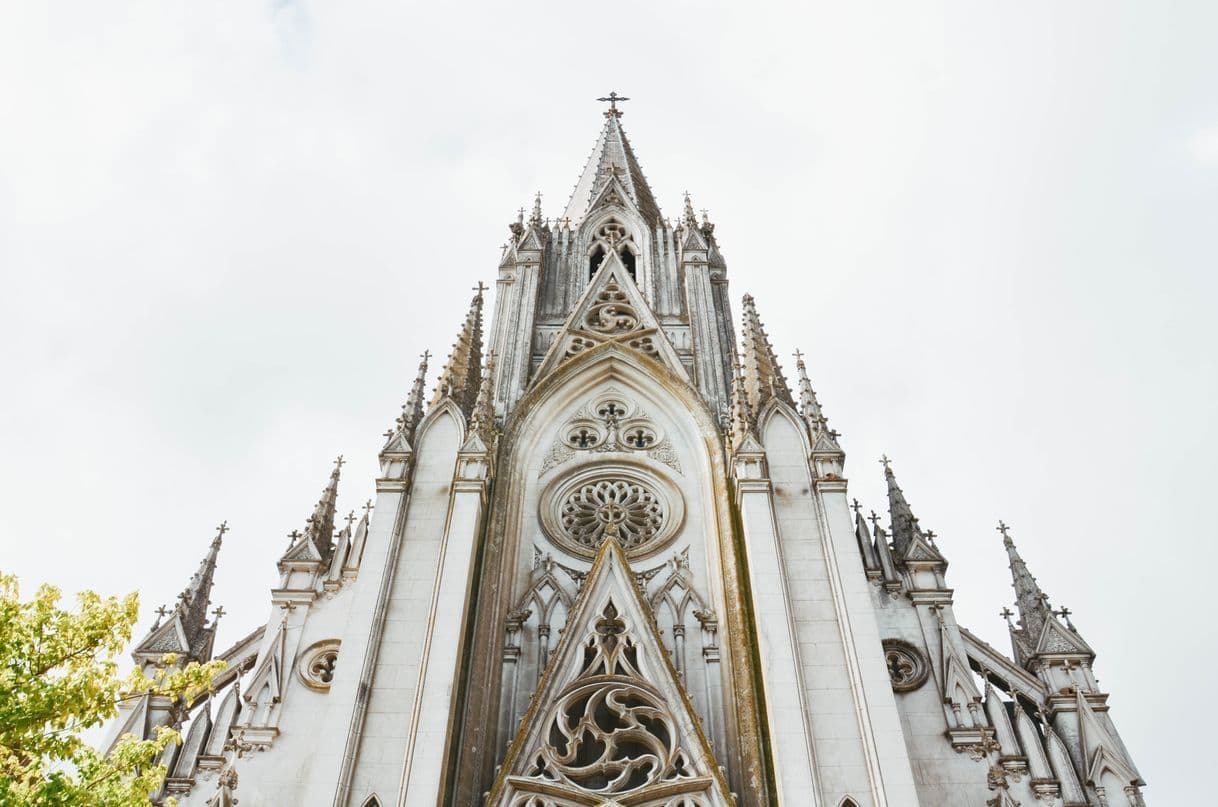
[560,480,665,552]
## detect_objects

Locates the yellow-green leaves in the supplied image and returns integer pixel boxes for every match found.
[0,572,226,805]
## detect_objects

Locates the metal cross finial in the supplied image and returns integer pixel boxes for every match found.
[868,509,881,528]
[286,529,302,548]
[792,348,805,364]
[850,497,861,516]
[997,520,1011,539]
[473,281,489,296]
[879,454,892,471]
[153,604,170,627]
[924,529,937,545]
[362,499,374,517]
[334,454,345,470]
[345,510,357,529]
[421,348,431,361]
[215,520,229,538]
[211,605,226,623]
[999,607,1014,624]
[597,91,630,117]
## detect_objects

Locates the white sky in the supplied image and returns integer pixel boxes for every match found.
[2,1,1213,800]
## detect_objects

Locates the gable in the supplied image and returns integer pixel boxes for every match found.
[487,538,733,806]
[532,253,686,383]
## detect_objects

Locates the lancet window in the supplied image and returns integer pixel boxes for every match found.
[588,218,638,280]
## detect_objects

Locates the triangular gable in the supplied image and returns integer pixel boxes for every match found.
[134,614,190,658]
[1034,617,1093,658]
[681,226,709,252]
[487,538,733,806]
[533,254,686,383]
[902,532,946,565]
[518,228,545,251]
[280,535,324,565]
[584,174,641,222]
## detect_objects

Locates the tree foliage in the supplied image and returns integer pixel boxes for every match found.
[0,573,225,805]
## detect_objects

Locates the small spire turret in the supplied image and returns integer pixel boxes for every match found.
[793,349,842,450]
[307,457,343,562]
[384,351,431,452]
[468,353,497,445]
[431,286,486,417]
[403,350,430,436]
[682,191,698,228]
[739,294,794,412]
[882,456,921,557]
[529,192,543,227]
[727,353,756,451]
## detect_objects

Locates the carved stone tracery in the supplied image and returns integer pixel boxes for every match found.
[882,639,929,692]
[529,601,699,797]
[539,392,682,476]
[559,479,666,552]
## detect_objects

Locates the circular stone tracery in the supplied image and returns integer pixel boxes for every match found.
[881,639,929,692]
[560,480,665,552]
[540,466,684,560]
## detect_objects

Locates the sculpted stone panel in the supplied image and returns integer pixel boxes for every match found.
[539,391,682,476]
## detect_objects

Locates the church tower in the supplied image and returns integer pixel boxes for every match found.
[118,98,1147,807]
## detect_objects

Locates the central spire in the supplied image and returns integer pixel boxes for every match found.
[562,95,662,226]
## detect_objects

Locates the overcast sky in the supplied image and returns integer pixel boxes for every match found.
[2,1,1213,800]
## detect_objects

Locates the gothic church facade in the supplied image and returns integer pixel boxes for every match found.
[106,102,1147,807]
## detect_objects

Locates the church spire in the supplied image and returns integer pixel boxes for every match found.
[467,353,497,446]
[307,456,343,562]
[383,350,430,452]
[562,95,661,226]
[177,521,225,657]
[431,286,486,417]
[792,349,842,451]
[739,294,795,412]
[727,353,756,451]
[133,522,227,664]
[402,350,430,437]
[999,520,1060,647]
[882,456,922,557]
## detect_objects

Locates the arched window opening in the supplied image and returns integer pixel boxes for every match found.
[589,244,606,279]
[361,796,381,807]
[620,248,636,280]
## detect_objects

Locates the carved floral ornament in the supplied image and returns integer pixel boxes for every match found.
[881,639,929,692]
[540,392,682,476]
[298,639,340,692]
[540,466,684,560]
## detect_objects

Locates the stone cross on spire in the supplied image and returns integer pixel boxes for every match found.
[597,91,630,118]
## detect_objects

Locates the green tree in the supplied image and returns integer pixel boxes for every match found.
[0,572,226,806]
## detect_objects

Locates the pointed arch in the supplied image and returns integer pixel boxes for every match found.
[360,795,382,807]
[412,396,467,451]
[756,396,814,457]
[837,798,860,807]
